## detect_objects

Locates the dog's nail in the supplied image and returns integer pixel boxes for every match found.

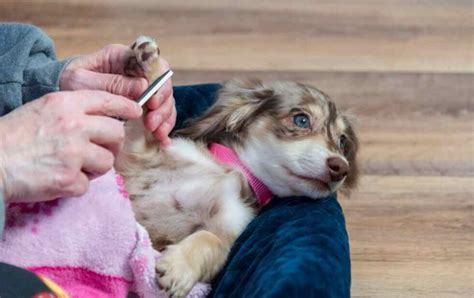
[138,42,149,50]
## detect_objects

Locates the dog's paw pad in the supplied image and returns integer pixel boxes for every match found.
[124,55,143,77]
[156,245,199,298]
[124,36,160,79]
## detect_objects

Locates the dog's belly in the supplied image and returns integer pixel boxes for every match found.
[124,138,256,249]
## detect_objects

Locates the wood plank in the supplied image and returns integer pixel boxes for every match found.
[1,0,473,72]
[342,176,474,297]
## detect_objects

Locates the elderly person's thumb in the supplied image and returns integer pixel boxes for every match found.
[61,68,148,100]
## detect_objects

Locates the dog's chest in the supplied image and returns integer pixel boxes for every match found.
[126,139,256,240]
[130,139,238,197]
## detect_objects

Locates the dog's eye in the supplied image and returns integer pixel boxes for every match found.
[293,114,310,128]
[339,134,347,151]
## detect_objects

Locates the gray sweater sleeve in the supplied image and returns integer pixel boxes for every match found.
[0,23,71,116]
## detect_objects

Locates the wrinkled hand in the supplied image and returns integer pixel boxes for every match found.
[0,90,142,203]
[60,44,176,144]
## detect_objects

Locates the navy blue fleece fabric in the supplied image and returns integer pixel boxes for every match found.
[173,84,351,298]
[211,195,351,298]
[173,83,221,130]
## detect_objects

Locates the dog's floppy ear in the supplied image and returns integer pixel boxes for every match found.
[340,114,359,194]
[175,78,275,143]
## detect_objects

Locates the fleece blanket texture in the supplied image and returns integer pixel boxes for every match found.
[0,170,210,298]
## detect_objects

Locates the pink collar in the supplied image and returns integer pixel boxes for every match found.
[208,143,273,206]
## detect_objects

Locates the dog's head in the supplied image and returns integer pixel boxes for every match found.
[176,79,359,199]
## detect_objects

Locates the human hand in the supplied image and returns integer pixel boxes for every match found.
[141,58,176,145]
[60,44,176,144]
[0,90,141,203]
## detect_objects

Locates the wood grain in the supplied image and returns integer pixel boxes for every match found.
[343,176,473,297]
[1,0,473,297]
[2,0,473,72]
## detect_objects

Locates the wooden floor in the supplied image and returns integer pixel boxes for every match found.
[2,0,473,297]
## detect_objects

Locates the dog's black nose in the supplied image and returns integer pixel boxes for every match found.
[327,157,349,182]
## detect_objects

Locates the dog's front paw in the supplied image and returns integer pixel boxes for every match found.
[156,245,199,298]
[124,36,160,80]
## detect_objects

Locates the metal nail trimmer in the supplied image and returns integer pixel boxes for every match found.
[115,70,173,122]
[137,69,174,107]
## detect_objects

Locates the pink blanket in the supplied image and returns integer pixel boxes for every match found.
[0,170,210,298]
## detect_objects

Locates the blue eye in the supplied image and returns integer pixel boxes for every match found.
[339,134,347,151]
[293,114,310,128]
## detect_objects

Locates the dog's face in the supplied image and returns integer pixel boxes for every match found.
[177,79,359,199]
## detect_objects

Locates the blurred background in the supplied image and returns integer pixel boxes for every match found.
[2,0,473,296]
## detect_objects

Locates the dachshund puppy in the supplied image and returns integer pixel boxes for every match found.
[115,36,359,297]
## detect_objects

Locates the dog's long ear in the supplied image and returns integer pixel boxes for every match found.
[340,114,360,196]
[175,78,275,143]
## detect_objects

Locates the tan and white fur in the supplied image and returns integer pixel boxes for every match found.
[115,36,359,297]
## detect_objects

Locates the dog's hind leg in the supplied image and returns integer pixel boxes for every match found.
[156,230,232,297]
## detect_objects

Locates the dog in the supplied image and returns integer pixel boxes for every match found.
[115,36,359,297]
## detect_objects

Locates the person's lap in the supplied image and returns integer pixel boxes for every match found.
[173,84,351,298]
[0,84,351,297]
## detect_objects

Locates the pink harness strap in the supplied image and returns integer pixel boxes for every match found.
[208,143,273,206]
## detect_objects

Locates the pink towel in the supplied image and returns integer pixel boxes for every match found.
[0,170,210,298]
